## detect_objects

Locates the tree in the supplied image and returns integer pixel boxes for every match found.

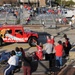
[65,0,75,7]
[55,0,75,7]
[55,0,61,5]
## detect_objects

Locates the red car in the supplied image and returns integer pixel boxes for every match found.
[0,25,38,46]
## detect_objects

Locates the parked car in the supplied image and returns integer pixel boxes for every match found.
[0,25,38,46]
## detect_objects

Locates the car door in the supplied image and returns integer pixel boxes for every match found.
[14,29,24,42]
[3,29,15,42]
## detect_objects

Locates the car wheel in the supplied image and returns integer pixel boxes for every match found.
[28,37,38,47]
[0,38,3,46]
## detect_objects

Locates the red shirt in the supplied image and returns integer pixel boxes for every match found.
[36,45,43,60]
[37,45,42,52]
[54,44,63,57]
[51,39,55,45]
[47,39,51,43]
[47,39,55,45]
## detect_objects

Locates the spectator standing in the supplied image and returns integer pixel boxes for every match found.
[64,38,71,56]
[15,47,22,69]
[51,35,55,45]
[71,15,75,25]
[46,36,51,43]
[15,47,22,59]
[63,34,67,39]
[63,42,67,58]
[69,20,73,29]
[44,38,54,68]
[14,10,18,18]
[63,34,69,42]
[59,17,62,24]
[22,55,31,75]
[20,47,25,58]
[62,17,67,25]
[46,35,55,45]
[4,50,19,75]
[54,40,63,68]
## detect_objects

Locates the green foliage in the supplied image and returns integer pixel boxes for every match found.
[55,0,75,7]
[55,0,61,5]
[65,0,75,7]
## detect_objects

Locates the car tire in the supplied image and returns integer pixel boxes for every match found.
[0,38,3,46]
[28,37,38,47]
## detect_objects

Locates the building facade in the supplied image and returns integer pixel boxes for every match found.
[0,0,46,7]
[20,0,46,7]
[0,0,57,7]
[0,0,17,5]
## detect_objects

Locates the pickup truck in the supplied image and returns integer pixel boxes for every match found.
[0,25,38,46]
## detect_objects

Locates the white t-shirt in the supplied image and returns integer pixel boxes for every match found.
[8,55,19,66]
[45,43,53,54]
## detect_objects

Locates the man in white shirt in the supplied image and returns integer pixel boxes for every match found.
[45,43,53,54]
[45,42,54,68]
[4,50,19,75]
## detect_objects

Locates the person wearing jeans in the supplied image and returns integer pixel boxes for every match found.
[45,37,54,68]
[54,40,63,68]
[56,56,62,67]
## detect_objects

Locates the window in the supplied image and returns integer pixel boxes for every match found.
[15,30,22,35]
[6,30,12,34]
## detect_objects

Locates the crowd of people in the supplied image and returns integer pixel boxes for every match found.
[3,47,32,75]
[3,34,72,75]
[33,34,71,69]
[48,34,71,68]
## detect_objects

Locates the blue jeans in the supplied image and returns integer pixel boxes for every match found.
[56,56,62,67]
